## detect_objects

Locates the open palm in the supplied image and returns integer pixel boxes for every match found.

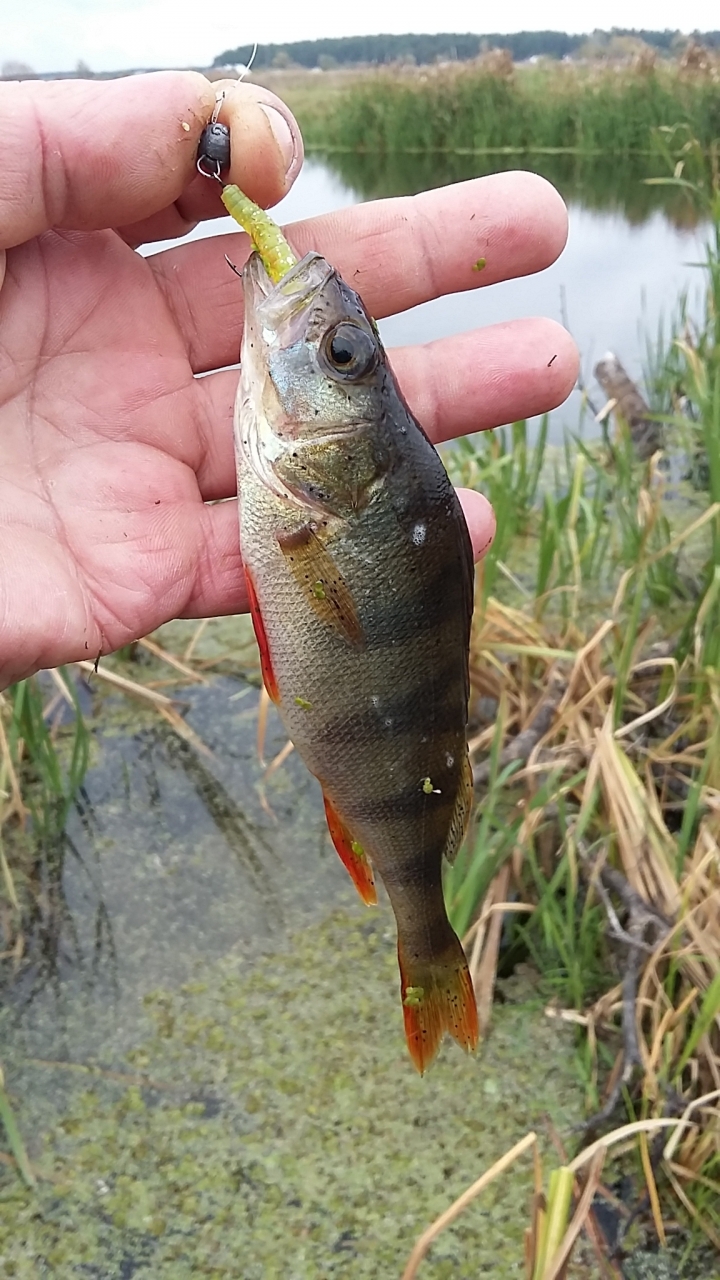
[0,73,577,690]
[2,225,237,680]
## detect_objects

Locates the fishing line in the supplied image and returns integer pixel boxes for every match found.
[196,41,259,181]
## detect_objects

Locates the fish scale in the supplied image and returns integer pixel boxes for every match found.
[236,247,478,1072]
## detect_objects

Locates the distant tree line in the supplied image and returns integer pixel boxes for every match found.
[212,29,720,70]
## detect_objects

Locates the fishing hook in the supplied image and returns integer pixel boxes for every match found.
[196,42,259,181]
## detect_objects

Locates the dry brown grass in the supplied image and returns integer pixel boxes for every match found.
[440,582,720,1267]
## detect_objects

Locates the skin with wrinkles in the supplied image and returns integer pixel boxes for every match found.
[0,73,578,691]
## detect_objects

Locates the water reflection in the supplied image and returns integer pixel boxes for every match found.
[142,152,710,444]
[271,152,710,440]
[3,819,118,1016]
[2,678,350,1061]
[319,148,705,229]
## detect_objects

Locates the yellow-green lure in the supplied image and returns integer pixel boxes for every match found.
[221,185,298,284]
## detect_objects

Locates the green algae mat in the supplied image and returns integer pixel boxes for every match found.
[0,909,590,1278]
[0,664,595,1277]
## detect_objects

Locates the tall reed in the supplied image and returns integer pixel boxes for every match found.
[299,59,720,156]
[0,671,90,965]
[440,144,720,1247]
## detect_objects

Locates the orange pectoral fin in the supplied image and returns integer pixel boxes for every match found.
[277,524,364,648]
[244,567,279,704]
[322,793,377,906]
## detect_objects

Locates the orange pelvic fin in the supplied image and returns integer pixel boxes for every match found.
[244,567,279,703]
[397,939,478,1074]
[322,793,377,905]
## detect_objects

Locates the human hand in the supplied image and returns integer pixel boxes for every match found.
[0,72,577,690]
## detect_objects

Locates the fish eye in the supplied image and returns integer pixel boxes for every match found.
[321,322,378,381]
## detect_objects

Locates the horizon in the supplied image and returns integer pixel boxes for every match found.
[4,2,720,76]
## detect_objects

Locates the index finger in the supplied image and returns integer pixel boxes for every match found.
[0,72,299,250]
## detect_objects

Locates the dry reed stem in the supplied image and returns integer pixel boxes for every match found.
[463,900,534,954]
[545,1127,625,1280]
[138,636,208,684]
[183,617,210,662]
[257,738,295,821]
[401,1131,537,1280]
[570,1118,690,1173]
[639,1129,667,1245]
[75,660,212,756]
[471,863,511,1035]
[76,661,175,707]
[155,706,212,758]
[663,1088,720,1162]
[664,1164,720,1250]
[47,667,76,708]
[526,1140,545,1277]
[256,684,270,766]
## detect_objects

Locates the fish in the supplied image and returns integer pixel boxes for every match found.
[236,248,478,1072]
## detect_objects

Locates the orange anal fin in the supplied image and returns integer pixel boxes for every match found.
[397,941,479,1074]
[277,523,364,648]
[244,567,279,703]
[322,793,377,906]
[443,749,474,865]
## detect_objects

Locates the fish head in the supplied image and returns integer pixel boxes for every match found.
[240,250,388,443]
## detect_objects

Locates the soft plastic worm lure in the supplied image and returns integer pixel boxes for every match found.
[221,185,298,284]
[195,85,297,284]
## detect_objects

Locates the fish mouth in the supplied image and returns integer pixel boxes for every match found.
[243,250,335,338]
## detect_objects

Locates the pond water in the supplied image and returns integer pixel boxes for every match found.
[148,149,711,442]
[1,151,709,1277]
[0,632,598,1278]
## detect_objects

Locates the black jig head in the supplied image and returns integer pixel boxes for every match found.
[197,120,231,181]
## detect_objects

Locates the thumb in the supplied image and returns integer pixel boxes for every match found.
[0,71,301,251]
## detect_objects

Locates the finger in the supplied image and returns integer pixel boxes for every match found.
[0,73,301,251]
[118,82,303,247]
[385,320,578,444]
[180,487,495,621]
[150,171,568,373]
[192,318,578,500]
[457,489,496,563]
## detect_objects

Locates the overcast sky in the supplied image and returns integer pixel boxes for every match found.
[5,1,720,75]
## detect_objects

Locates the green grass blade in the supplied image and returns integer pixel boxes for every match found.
[0,1073,35,1190]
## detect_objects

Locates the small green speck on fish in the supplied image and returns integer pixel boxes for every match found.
[403,986,424,1006]
[294,697,313,711]
[312,582,326,600]
[472,257,486,272]
[421,776,442,795]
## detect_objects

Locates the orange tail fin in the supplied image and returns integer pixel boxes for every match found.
[397,937,478,1074]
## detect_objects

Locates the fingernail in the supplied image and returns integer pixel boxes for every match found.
[259,104,296,177]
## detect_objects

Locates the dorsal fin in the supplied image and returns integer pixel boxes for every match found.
[443,750,473,864]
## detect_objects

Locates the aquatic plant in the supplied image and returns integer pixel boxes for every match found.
[0,671,89,961]
[290,57,720,159]
[439,155,720,1254]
